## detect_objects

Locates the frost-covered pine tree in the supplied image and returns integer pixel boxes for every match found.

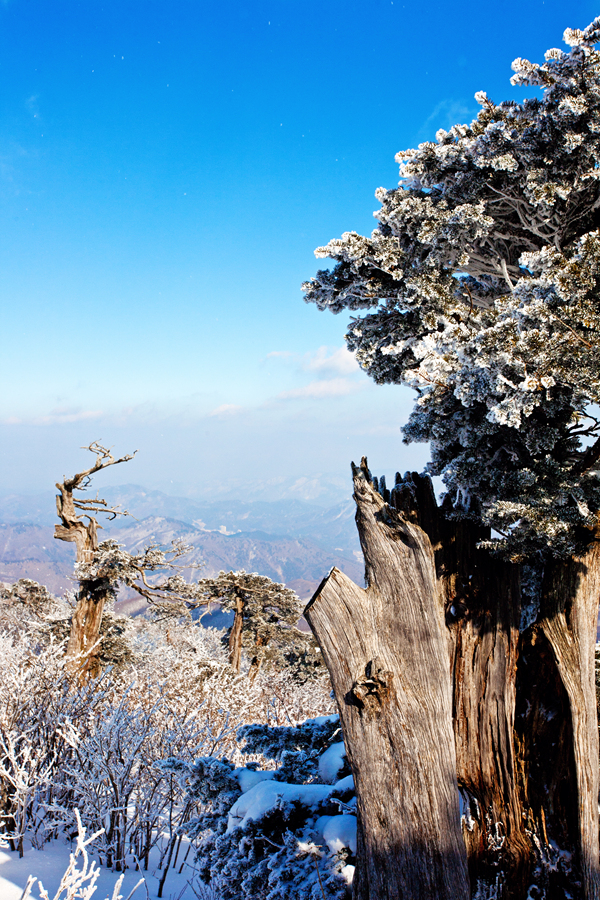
[166,715,355,900]
[194,570,322,679]
[303,19,600,900]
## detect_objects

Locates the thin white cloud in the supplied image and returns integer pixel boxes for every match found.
[266,345,360,377]
[305,346,359,376]
[265,350,293,360]
[277,378,362,400]
[2,409,103,426]
[416,99,473,141]
[208,404,243,417]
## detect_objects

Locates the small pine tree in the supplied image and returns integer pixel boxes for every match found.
[165,716,355,900]
[194,570,322,679]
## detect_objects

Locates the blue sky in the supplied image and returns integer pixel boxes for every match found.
[0,0,594,498]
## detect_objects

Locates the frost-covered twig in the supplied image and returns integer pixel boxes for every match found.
[21,809,143,900]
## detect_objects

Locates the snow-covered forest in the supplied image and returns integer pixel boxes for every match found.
[0,572,359,900]
[0,446,356,899]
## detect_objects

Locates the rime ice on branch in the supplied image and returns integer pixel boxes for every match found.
[303,17,600,559]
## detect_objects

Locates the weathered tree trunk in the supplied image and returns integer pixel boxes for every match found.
[248,634,267,682]
[65,576,111,680]
[56,499,108,678]
[305,461,470,900]
[390,472,530,888]
[53,443,135,679]
[228,598,244,673]
[306,459,600,899]
[448,547,531,896]
[412,483,532,896]
[542,547,600,899]
[516,539,600,899]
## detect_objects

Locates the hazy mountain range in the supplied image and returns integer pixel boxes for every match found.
[0,484,364,602]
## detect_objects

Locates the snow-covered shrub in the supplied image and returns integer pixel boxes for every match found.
[0,725,56,856]
[0,609,334,886]
[0,578,137,673]
[48,656,247,871]
[240,715,349,784]
[167,715,356,900]
[0,633,105,853]
[0,580,70,640]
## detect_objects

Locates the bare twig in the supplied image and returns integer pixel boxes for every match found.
[547,310,593,349]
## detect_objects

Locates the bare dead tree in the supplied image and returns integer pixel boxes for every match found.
[54,442,136,678]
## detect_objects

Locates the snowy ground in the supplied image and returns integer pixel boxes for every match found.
[0,838,197,900]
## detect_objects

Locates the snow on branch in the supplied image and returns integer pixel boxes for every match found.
[303,18,600,558]
[19,810,143,900]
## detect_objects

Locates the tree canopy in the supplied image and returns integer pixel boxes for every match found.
[303,18,600,559]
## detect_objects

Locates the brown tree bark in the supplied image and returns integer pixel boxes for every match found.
[248,634,267,682]
[305,461,470,900]
[306,460,600,899]
[516,539,600,899]
[448,548,531,895]
[394,475,600,898]
[420,492,534,898]
[542,546,600,899]
[54,443,135,679]
[402,476,532,895]
[65,577,112,680]
[57,509,110,678]
[228,597,244,673]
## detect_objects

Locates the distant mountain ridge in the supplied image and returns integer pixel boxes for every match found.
[0,471,353,522]
[0,522,75,596]
[0,485,364,601]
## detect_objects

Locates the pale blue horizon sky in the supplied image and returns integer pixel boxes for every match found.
[0,0,593,498]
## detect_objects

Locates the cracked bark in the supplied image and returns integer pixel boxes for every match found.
[516,541,600,900]
[540,550,600,900]
[306,460,600,899]
[305,460,469,900]
[57,515,110,680]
